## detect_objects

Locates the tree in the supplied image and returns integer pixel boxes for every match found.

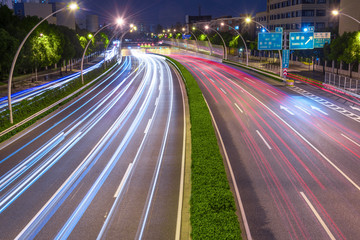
[0,28,19,80]
[342,31,360,77]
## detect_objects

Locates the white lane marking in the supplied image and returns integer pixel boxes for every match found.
[300,192,336,240]
[155,97,159,106]
[311,106,328,115]
[113,163,133,198]
[220,88,227,95]
[350,105,360,112]
[341,134,360,147]
[210,78,215,83]
[295,105,311,115]
[144,118,152,134]
[244,77,255,83]
[234,103,244,113]
[291,86,360,123]
[267,89,278,95]
[204,98,253,240]
[280,105,295,115]
[174,65,187,240]
[256,130,272,150]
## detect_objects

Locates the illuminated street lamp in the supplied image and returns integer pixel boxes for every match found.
[332,10,360,24]
[117,24,137,59]
[193,26,213,55]
[205,25,228,60]
[220,22,249,65]
[245,17,283,78]
[81,18,124,85]
[7,2,79,124]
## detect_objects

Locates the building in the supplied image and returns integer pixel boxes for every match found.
[338,0,360,35]
[14,2,56,24]
[261,0,339,32]
[86,14,99,32]
[53,2,76,30]
[1,0,13,9]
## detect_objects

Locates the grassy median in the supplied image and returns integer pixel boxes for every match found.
[166,57,241,239]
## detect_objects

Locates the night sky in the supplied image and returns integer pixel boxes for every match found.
[63,0,267,26]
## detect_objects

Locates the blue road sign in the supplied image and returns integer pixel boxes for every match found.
[258,32,283,50]
[314,32,331,48]
[289,32,314,50]
[282,50,290,68]
[182,34,191,39]
[275,27,283,33]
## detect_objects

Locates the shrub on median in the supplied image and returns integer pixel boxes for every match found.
[166,57,241,239]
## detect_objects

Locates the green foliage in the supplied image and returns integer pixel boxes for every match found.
[199,34,208,41]
[229,35,239,48]
[166,57,241,239]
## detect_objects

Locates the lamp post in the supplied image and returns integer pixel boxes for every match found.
[245,17,283,78]
[205,25,228,60]
[332,10,360,24]
[118,24,137,60]
[188,27,199,53]
[80,18,124,85]
[6,2,79,124]
[193,26,213,56]
[220,22,248,65]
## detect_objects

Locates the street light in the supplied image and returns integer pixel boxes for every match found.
[331,9,360,24]
[193,26,213,55]
[220,22,249,65]
[80,17,124,85]
[245,17,283,78]
[7,2,79,124]
[205,25,228,60]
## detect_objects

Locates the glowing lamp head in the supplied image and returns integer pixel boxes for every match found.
[167,29,170,32]
[245,17,252,23]
[261,28,266,33]
[205,25,209,30]
[182,27,185,31]
[332,10,339,16]
[39,33,44,37]
[303,27,308,32]
[173,29,176,32]
[130,24,134,28]
[68,2,79,11]
[88,33,93,39]
[192,26,196,30]
[221,22,224,26]
[116,18,124,26]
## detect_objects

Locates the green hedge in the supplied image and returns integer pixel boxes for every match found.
[0,59,117,142]
[166,57,241,239]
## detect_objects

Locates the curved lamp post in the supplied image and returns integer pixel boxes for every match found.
[221,22,248,65]
[205,25,227,60]
[80,18,124,85]
[193,26,213,56]
[7,2,79,124]
[188,27,199,52]
[118,24,137,60]
[332,10,360,24]
[245,17,283,78]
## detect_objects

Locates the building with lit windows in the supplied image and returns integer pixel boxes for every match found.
[256,0,340,32]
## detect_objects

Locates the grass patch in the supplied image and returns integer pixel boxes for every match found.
[166,57,242,239]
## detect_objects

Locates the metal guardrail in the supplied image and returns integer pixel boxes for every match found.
[325,72,359,95]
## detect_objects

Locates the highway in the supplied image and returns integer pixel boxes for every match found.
[0,52,185,239]
[173,55,360,240]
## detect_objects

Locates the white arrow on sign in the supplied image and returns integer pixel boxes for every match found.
[350,105,360,112]
[311,106,328,115]
[305,36,313,45]
[280,105,295,115]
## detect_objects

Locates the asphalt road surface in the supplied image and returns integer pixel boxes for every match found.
[0,52,185,240]
[173,55,360,240]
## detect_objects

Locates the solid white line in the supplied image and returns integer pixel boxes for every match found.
[341,134,360,147]
[300,192,336,240]
[204,98,252,240]
[256,130,272,150]
[210,78,215,83]
[234,103,244,113]
[280,105,295,115]
[244,77,255,83]
[113,163,133,198]
[220,88,227,95]
[174,65,187,240]
[267,89,277,95]
[144,118,152,134]
[155,97,159,106]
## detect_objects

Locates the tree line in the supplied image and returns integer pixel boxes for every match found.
[0,5,109,81]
